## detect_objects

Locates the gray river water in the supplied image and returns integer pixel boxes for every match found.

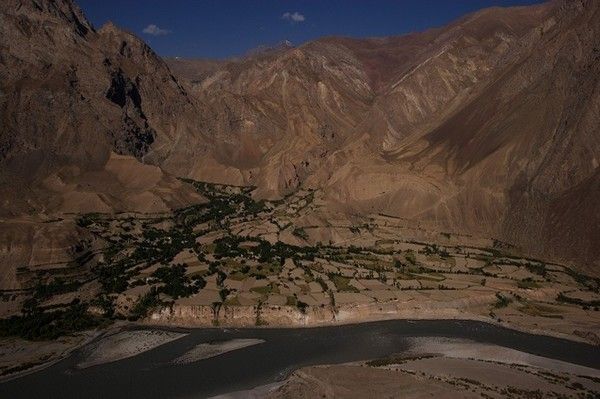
[1,319,598,398]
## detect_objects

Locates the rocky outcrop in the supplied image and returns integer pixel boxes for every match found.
[147,293,499,328]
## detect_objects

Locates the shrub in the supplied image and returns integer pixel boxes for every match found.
[292,227,309,240]
[129,289,162,320]
[517,278,539,289]
[494,293,511,308]
[405,251,417,265]
[296,300,309,313]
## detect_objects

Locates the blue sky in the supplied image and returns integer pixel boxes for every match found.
[77,0,546,59]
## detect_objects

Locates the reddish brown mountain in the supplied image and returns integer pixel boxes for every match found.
[1,0,599,272]
[166,0,600,272]
[0,0,205,214]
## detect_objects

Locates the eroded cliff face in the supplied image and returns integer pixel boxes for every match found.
[149,303,336,328]
[147,300,489,329]
[145,294,600,345]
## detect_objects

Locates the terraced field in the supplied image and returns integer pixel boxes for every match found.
[1,181,600,376]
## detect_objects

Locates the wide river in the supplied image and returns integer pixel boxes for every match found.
[1,319,599,398]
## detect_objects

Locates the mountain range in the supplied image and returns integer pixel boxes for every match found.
[1,0,599,273]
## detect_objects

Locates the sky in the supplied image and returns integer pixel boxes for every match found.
[77,0,546,60]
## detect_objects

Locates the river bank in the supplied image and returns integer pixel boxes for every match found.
[0,319,598,399]
[1,296,598,383]
[144,297,600,346]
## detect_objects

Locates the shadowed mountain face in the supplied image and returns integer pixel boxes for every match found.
[0,0,207,214]
[1,0,599,272]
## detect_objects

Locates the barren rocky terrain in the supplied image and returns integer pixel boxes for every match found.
[165,0,600,272]
[0,0,599,391]
[1,0,599,272]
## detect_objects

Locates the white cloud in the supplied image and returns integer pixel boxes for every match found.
[142,24,170,36]
[282,12,305,23]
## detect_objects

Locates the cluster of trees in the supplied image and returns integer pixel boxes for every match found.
[422,244,449,258]
[213,235,319,264]
[96,222,198,294]
[176,179,265,228]
[151,264,206,299]
[32,278,82,300]
[0,301,104,341]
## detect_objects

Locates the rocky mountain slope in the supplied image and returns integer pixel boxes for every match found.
[167,0,600,272]
[0,0,598,273]
[0,0,205,215]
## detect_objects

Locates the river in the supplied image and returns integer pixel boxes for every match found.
[1,319,598,398]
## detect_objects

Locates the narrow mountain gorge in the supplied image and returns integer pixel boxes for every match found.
[1,0,599,274]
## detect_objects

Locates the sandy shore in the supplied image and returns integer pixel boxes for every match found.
[209,381,284,399]
[76,329,187,369]
[0,328,104,383]
[405,336,600,377]
[173,338,265,365]
[257,336,600,398]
